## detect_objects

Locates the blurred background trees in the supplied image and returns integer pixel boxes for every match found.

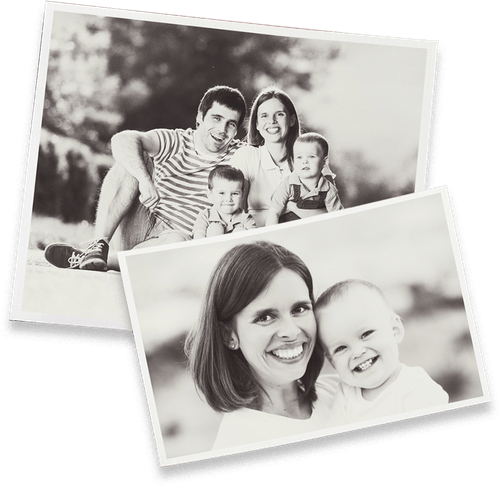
[32,11,426,237]
[34,13,339,227]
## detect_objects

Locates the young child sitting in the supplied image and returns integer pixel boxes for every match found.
[192,165,256,239]
[265,132,343,226]
[315,279,449,427]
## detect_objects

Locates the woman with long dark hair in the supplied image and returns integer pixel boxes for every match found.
[185,240,337,449]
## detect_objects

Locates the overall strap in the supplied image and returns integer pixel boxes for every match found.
[296,190,328,210]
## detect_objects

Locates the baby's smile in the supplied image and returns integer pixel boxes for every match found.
[353,355,379,372]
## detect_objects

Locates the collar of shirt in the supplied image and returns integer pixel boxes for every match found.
[289,171,331,196]
[208,206,243,230]
[259,145,292,176]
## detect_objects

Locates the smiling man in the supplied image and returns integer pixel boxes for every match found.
[44,86,247,271]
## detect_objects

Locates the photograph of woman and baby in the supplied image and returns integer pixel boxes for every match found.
[119,189,488,466]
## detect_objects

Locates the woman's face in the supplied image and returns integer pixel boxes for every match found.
[255,98,296,145]
[231,268,316,389]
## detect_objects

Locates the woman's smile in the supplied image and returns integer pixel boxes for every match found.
[270,343,306,361]
[232,268,316,387]
[256,98,295,144]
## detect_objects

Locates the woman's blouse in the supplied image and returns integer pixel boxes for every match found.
[211,374,339,450]
[230,145,291,227]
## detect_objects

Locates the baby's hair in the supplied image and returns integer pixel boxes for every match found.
[207,165,245,191]
[315,279,393,315]
[294,132,329,159]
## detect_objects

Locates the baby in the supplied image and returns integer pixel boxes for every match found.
[315,279,449,426]
[266,132,343,226]
[192,165,256,239]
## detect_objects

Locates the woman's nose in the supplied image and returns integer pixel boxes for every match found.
[277,316,301,339]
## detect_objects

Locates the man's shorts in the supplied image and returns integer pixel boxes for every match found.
[132,217,190,249]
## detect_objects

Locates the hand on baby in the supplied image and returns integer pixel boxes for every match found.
[206,222,225,238]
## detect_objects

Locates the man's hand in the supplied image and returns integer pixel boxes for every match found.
[138,178,160,211]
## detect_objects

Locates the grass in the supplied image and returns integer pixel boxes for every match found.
[29,214,96,250]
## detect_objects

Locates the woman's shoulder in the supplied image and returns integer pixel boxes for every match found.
[230,145,261,164]
[312,373,340,422]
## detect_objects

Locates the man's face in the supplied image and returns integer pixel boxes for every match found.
[196,102,241,154]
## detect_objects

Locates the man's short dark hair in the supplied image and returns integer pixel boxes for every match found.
[207,165,245,191]
[198,86,247,128]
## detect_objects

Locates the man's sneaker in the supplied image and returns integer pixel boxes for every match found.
[44,243,84,269]
[79,239,109,271]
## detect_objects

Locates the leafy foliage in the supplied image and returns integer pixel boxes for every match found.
[36,13,339,222]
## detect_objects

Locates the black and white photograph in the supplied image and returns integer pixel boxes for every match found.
[10,2,437,329]
[119,188,488,466]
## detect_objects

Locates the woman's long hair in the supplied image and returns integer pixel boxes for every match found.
[184,241,324,413]
[247,87,301,162]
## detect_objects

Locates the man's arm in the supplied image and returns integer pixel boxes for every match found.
[110,130,162,210]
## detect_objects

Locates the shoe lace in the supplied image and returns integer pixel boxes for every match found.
[68,252,83,269]
[82,240,106,255]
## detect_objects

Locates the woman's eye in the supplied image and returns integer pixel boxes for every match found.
[255,314,273,324]
[292,304,311,315]
[361,330,374,339]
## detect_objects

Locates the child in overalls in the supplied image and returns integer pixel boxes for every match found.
[265,132,343,225]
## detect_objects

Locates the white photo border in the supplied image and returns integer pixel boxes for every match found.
[11,1,438,330]
[119,187,490,466]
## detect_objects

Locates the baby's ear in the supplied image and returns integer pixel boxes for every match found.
[206,189,213,202]
[392,315,405,343]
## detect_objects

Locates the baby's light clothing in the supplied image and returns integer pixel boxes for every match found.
[327,364,449,427]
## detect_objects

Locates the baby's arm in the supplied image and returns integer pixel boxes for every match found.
[192,209,210,239]
[402,377,449,412]
[266,179,290,226]
[265,207,281,226]
[325,181,344,212]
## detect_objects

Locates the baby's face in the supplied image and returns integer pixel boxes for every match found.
[293,141,325,179]
[208,177,243,216]
[316,286,404,391]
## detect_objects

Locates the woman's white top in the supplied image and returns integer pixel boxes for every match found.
[230,145,291,227]
[212,374,338,450]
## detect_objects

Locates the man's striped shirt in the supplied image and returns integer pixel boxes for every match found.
[151,128,242,236]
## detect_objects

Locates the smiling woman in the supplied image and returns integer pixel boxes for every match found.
[184,240,338,450]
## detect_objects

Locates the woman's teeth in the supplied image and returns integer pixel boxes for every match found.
[272,344,303,360]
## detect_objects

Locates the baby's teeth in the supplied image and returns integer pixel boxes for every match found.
[357,358,374,371]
